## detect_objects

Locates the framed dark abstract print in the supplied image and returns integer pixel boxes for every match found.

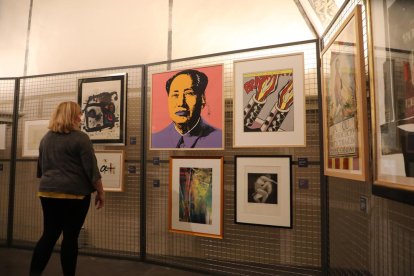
[78,73,127,145]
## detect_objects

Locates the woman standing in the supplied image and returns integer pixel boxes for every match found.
[30,101,104,276]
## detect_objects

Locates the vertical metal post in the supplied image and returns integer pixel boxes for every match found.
[317,40,329,275]
[7,78,20,246]
[140,66,147,261]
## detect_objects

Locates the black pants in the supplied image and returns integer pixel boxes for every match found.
[30,195,91,276]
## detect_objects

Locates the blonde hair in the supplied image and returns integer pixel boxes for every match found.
[49,101,81,133]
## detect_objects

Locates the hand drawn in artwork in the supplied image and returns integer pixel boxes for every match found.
[243,69,294,132]
[248,173,278,204]
[99,158,117,175]
[179,167,213,224]
[83,91,119,132]
[327,52,358,157]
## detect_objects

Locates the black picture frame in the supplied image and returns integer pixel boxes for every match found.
[235,155,292,228]
[77,73,127,145]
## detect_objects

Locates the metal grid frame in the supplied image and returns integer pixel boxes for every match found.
[145,41,322,275]
[322,0,414,275]
[2,40,324,275]
[8,66,144,259]
[0,78,16,245]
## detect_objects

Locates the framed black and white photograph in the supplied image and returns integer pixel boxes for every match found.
[235,155,292,228]
[78,73,127,145]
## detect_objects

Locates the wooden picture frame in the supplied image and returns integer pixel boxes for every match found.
[233,53,305,148]
[321,5,368,181]
[235,155,292,228]
[0,124,6,150]
[95,150,124,192]
[367,0,414,204]
[78,73,127,145]
[22,119,49,157]
[150,65,224,150]
[169,156,223,238]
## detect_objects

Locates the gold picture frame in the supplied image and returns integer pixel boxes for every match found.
[169,156,223,238]
[321,5,368,181]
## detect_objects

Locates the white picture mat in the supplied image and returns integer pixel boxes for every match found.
[22,119,49,157]
[233,53,305,147]
[80,77,124,142]
[0,124,6,150]
[95,150,124,192]
[236,157,291,227]
[170,158,222,237]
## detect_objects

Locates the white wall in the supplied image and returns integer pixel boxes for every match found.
[0,0,314,77]
[0,0,31,77]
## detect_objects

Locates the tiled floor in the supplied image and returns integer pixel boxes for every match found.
[0,247,207,276]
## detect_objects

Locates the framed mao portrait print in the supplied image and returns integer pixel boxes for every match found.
[321,5,368,181]
[367,0,414,204]
[78,73,127,145]
[150,64,224,150]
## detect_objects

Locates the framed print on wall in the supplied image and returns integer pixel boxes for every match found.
[95,150,124,192]
[233,53,305,147]
[22,119,50,157]
[298,0,346,36]
[150,64,224,150]
[235,155,292,228]
[0,124,6,150]
[321,5,368,181]
[78,73,127,145]
[367,0,414,204]
[169,156,223,238]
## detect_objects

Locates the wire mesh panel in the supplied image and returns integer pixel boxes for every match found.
[146,42,321,275]
[323,0,414,275]
[0,79,16,244]
[11,66,143,258]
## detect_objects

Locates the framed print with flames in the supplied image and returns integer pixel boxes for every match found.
[233,53,305,147]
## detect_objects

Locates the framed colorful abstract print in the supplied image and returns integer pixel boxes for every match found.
[95,150,124,192]
[367,0,414,204]
[321,5,368,181]
[169,156,223,238]
[233,53,305,147]
[22,119,50,157]
[235,155,292,228]
[150,64,224,150]
[78,73,127,145]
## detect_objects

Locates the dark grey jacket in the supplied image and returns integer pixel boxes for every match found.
[37,130,101,195]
